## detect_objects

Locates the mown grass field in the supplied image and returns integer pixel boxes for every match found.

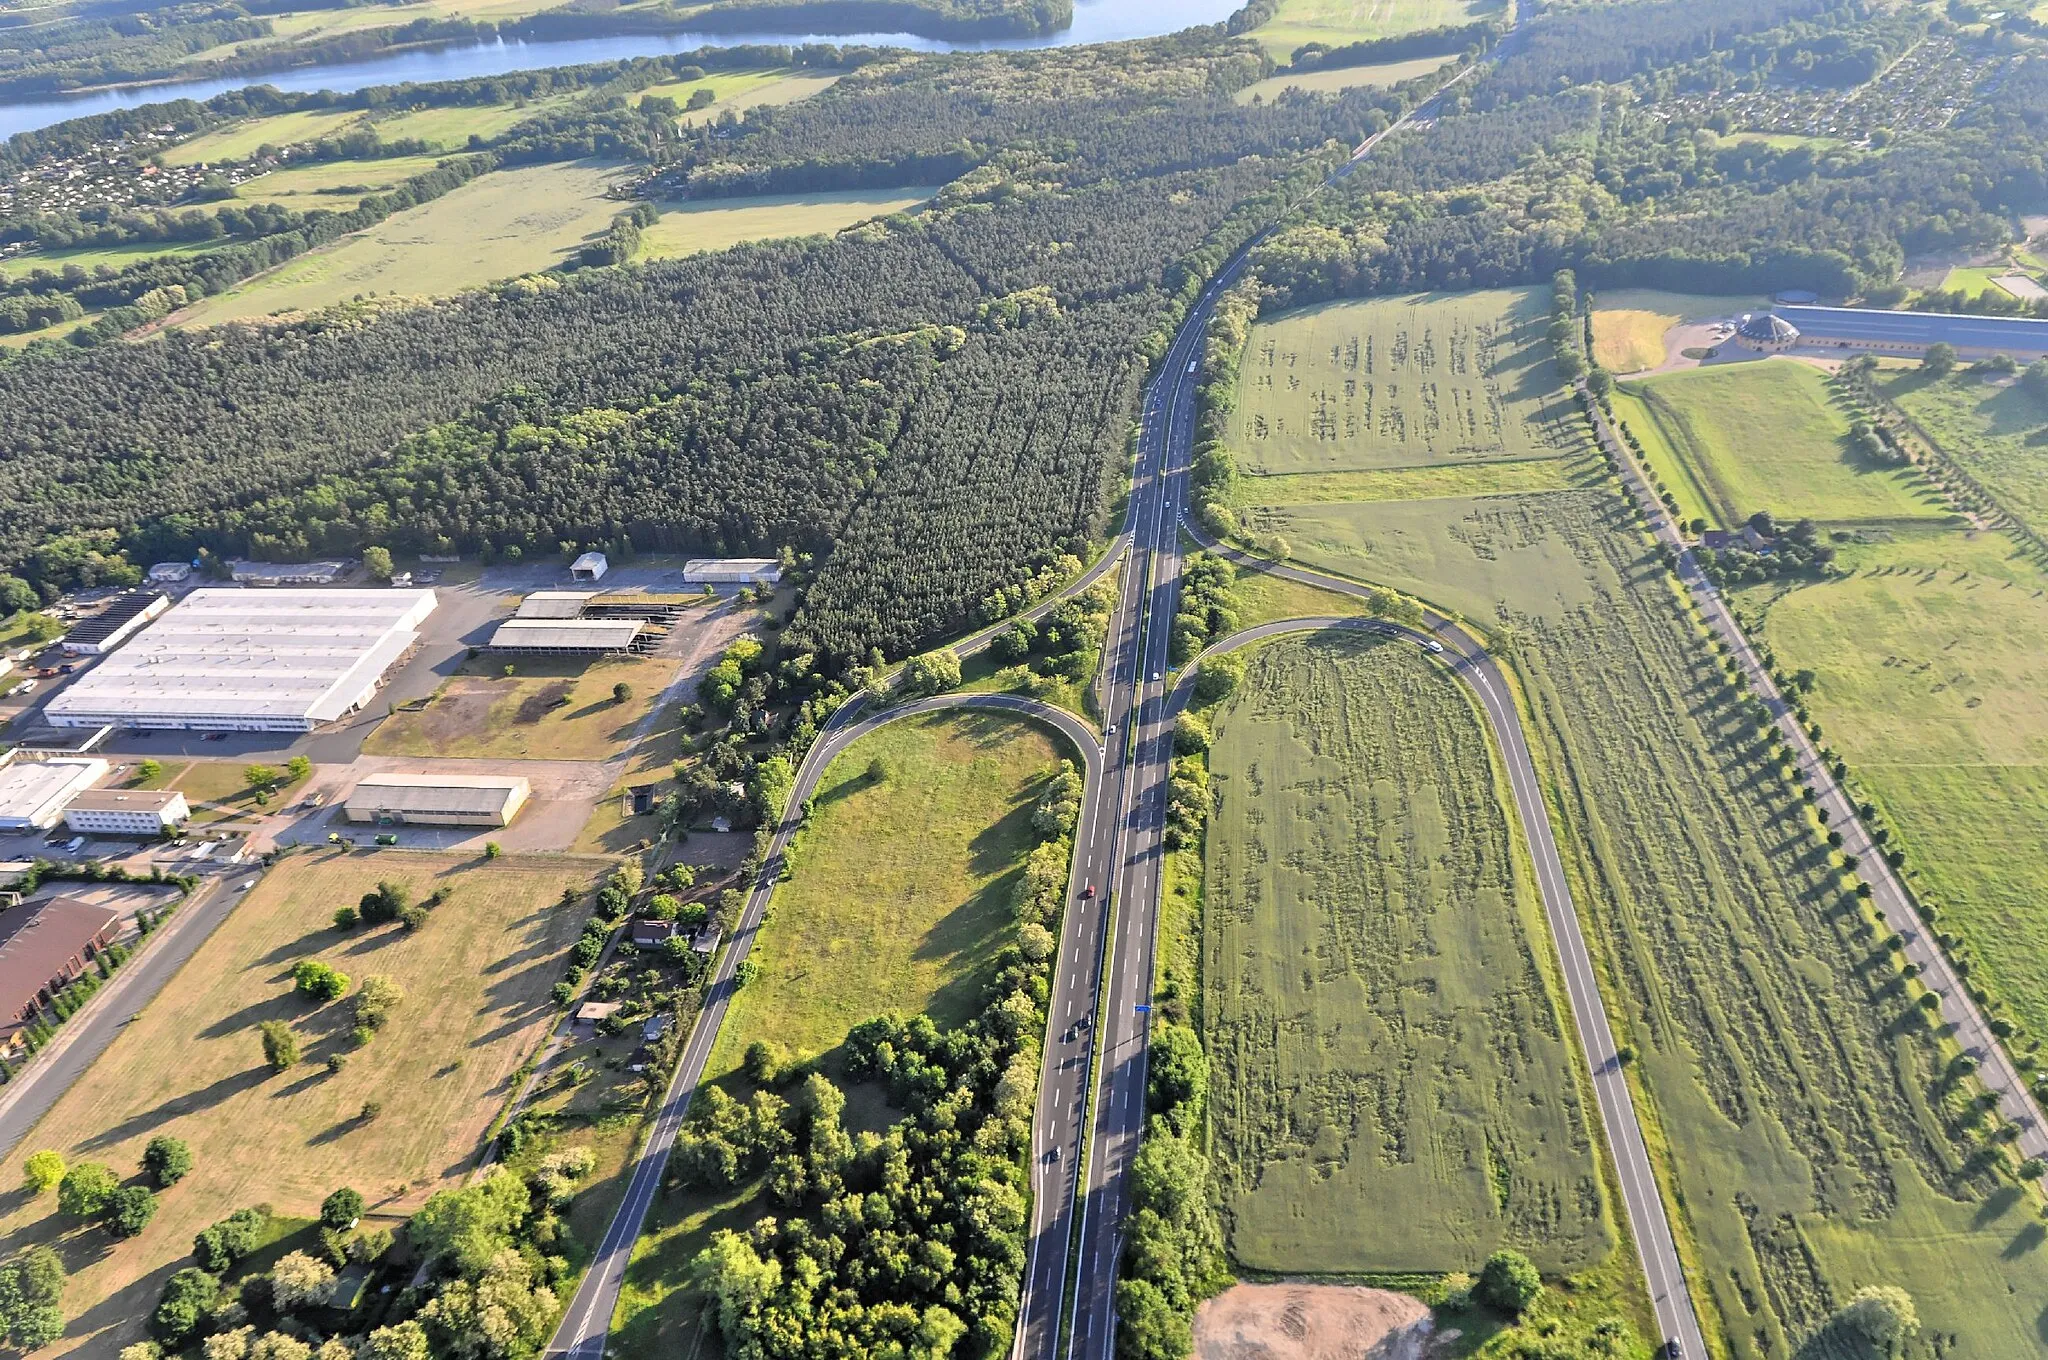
[1585,287,1755,373]
[1231,54,1454,103]
[1737,528,2048,1042]
[220,154,457,211]
[1228,454,1576,509]
[1622,360,1950,527]
[1882,368,2048,540]
[0,239,222,279]
[611,709,1068,1359]
[1250,0,1503,60]
[1203,632,1611,1274]
[635,68,839,127]
[1267,484,2048,1356]
[177,161,628,323]
[0,850,600,1357]
[365,652,676,761]
[1228,289,1589,475]
[639,188,937,262]
[160,108,372,164]
[363,97,574,149]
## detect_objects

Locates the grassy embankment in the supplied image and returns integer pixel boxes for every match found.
[1616,360,1953,530]
[1225,290,2048,1357]
[608,710,1069,1359]
[0,850,600,1357]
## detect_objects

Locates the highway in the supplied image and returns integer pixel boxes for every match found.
[1584,391,2048,1165]
[544,690,1103,1360]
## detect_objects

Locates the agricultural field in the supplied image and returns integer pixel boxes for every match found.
[634,67,840,126]
[221,154,457,211]
[161,108,373,165]
[638,188,938,262]
[1736,528,2048,1041]
[1202,631,1611,1275]
[1619,360,1951,528]
[1231,54,1454,103]
[0,239,223,279]
[364,651,677,761]
[1227,452,1578,509]
[1882,368,2048,540]
[176,161,631,324]
[611,708,1070,1358]
[362,97,576,149]
[1586,287,1755,373]
[0,849,601,1355]
[1261,485,2048,1356]
[1227,289,1589,475]
[1250,0,1503,61]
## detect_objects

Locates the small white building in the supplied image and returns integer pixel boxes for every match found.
[570,552,609,583]
[683,558,782,586]
[345,774,531,827]
[148,562,193,584]
[0,758,110,831]
[63,788,189,837]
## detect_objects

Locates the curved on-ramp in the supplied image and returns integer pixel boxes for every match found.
[545,689,1103,1360]
[1169,609,1708,1358]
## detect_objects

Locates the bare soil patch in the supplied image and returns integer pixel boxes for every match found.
[1194,1284,1435,1360]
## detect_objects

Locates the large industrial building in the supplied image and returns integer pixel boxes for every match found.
[45,589,436,733]
[345,773,530,827]
[0,758,109,831]
[1774,305,2048,359]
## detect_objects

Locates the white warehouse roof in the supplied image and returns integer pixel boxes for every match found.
[684,558,782,584]
[488,618,643,651]
[515,591,598,620]
[45,589,436,732]
[0,758,109,830]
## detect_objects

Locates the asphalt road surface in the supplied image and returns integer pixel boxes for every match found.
[544,691,1102,1360]
[1585,391,2048,1165]
[0,866,261,1161]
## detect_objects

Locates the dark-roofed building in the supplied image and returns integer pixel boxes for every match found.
[1736,312,1800,352]
[0,896,121,1039]
[61,590,169,656]
[1775,304,2048,358]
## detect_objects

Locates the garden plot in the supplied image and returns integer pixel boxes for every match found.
[1303,487,2048,1357]
[1227,290,1587,475]
[1203,632,1611,1275]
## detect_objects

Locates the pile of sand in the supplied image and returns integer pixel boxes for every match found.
[1193,1283,1438,1360]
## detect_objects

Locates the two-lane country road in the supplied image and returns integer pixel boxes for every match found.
[545,690,1105,1360]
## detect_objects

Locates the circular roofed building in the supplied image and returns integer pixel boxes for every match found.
[1736,311,1801,352]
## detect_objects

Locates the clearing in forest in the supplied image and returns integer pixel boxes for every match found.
[1621,360,1950,528]
[1228,289,1587,476]
[639,188,938,262]
[1737,528,2048,1041]
[175,160,631,325]
[612,709,1074,1360]
[1231,55,1456,103]
[0,850,600,1358]
[1276,486,2048,1356]
[1203,632,1611,1275]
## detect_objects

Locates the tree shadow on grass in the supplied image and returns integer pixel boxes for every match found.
[77,1067,272,1151]
[2006,1221,2046,1258]
[1974,1181,2025,1229]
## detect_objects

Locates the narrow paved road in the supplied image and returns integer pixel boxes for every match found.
[545,691,1101,1360]
[1586,390,2048,1164]
[0,866,261,1160]
[1166,602,1710,1359]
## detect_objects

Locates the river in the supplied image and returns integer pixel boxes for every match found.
[0,0,1241,139]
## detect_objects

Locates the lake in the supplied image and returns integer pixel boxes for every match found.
[0,0,1243,140]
